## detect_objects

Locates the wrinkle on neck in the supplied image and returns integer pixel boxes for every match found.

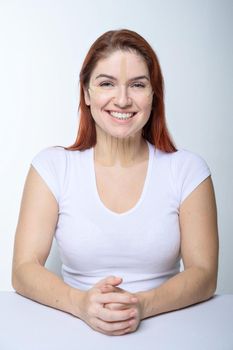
[94,126,148,167]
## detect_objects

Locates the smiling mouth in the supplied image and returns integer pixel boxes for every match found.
[106,110,137,120]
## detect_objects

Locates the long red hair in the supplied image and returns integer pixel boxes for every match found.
[65,29,176,152]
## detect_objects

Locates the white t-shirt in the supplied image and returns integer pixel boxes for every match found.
[31,141,211,292]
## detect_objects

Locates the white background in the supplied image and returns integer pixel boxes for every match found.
[0,0,232,293]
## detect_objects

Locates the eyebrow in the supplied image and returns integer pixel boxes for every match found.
[95,74,150,82]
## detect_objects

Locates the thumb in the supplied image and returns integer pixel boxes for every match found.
[100,284,125,293]
[95,276,122,289]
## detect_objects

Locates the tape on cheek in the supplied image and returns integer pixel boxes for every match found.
[88,85,105,95]
[146,90,154,98]
[134,89,154,99]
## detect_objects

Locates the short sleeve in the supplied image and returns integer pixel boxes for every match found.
[171,149,211,205]
[31,146,66,203]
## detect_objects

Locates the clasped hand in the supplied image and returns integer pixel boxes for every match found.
[78,276,142,336]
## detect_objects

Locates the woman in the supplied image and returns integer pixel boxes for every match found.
[12,29,218,336]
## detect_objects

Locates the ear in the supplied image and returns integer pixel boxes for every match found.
[84,88,91,106]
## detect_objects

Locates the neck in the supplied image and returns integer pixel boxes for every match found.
[94,126,148,167]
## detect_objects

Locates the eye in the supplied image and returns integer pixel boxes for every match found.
[99,81,114,87]
[131,82,145,88]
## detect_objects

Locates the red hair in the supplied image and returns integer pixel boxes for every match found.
[65,29,176,152]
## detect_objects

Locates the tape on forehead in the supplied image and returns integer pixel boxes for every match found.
[119,53,127,82]
[119,53,153,98]
[88,53,127,92]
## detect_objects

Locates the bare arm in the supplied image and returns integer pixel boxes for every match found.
[12,166,138,336]
[12,166,83,314]
[137,176,219,318]
[103,176,219,323]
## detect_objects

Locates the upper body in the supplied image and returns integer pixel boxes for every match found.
[31,142,211,293]
[12,28,218,336]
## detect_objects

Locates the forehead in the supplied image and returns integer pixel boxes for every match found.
[91,50,149,79]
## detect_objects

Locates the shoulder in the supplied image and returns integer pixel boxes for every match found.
[30,146,71,203]
[31,146,70,169]
[155,148,211,205]
[171,148,207,162]
[32,146,67,160]
[155,147,208,167]
[170,148,210,175]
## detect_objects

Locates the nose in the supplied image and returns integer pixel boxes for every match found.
[113,85,132,108]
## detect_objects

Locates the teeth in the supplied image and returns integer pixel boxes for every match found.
[109,111,134,120]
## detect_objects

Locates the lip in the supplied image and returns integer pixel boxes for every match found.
[106,110,137,115]
[105,110,136,124]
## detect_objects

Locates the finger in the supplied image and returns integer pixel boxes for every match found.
[100,285,123,293]
[110,327,132,336]
[104,302,130,311]
[100,284,125,293]
[97,325,133,336]
[100,285,116,293]
[95,276,122,289]
[96,317,134,333]
[96,292,138,305]
[99,307,136,322]
[95,325,132,336]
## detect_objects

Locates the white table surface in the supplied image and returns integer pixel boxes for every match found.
[0,292,233,350]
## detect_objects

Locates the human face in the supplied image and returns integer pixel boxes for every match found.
[84,50,154,140]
